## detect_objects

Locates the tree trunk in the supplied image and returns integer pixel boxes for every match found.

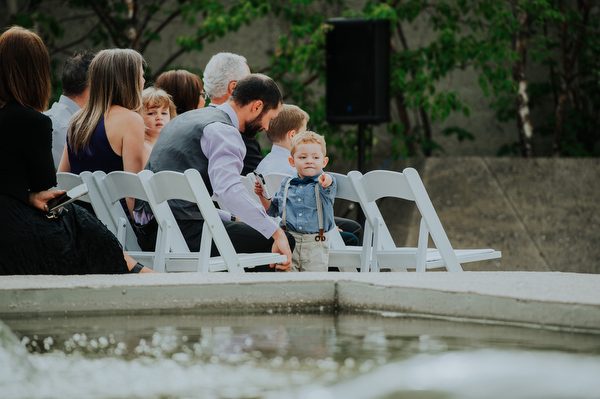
[393,21,420,156]
[553,0,591,156]
[419,107,433,156]
[513,8,534,157]
[124,0,140,49]
[394,91,416,155]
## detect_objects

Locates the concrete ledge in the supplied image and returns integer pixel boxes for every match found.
[1,272,599,333]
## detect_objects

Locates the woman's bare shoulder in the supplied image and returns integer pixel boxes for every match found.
[106,106,144,129]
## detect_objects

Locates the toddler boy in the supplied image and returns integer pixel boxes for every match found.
[255,131,335,272]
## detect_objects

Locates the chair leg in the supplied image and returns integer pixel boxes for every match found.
[197,226,212,272]
[370,218,387,272]
[416,218,429,272]
[117,217,127,246]
[153,219,170,273]
[359,222,374,272]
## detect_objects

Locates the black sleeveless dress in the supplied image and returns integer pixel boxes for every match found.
[0,102,128,275]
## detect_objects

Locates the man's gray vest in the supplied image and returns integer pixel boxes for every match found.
[145,106,235,220]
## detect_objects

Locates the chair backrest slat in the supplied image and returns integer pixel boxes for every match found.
[56,172,91,203]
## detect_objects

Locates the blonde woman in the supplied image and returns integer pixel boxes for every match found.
[59,49,146,216]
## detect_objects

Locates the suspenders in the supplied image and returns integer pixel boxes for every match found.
[281,179,326,241]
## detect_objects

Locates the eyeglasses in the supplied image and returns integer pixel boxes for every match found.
[200,92,208,100]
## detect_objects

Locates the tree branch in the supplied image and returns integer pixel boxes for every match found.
[138,0,168,41]
[88,0,126,47]
[47,25,99,57]
[151,32,209,79]
[140,6,182,53]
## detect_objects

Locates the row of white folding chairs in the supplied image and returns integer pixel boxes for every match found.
[252,169,502,272]
[58,168,501,273]
[56,169,286,273]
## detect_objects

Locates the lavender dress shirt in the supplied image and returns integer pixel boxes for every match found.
[202,104,278,239]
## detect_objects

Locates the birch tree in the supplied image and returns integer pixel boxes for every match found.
[513,5,534,157]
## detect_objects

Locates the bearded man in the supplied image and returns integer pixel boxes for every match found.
[143,74,293,271]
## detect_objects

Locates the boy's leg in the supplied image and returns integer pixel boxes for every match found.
[290,231,329,272]
[288,231,302,272]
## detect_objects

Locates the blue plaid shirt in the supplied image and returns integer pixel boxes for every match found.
[267,173,336,234]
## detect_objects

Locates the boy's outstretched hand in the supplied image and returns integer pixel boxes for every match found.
[319,173,332,188]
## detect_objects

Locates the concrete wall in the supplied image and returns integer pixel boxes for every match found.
[350,157,600,274]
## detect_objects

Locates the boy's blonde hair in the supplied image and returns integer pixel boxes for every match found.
[142,86,177,118]
[267,104,309,143]
[290,130,326,157]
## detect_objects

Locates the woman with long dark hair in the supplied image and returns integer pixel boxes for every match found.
[0,26,152,275]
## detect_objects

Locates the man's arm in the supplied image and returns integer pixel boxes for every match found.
[201,122,279,238]
[201,124,292,269]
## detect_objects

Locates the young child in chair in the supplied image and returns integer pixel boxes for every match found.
[256,103,360,249]
[141,87,177,159]
[255,130,336,272]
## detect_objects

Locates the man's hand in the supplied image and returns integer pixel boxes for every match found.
[29,190,66,212]
[319,173,332,188]
[271,227,292,271]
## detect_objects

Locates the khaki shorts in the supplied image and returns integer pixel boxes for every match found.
[288,230,329,272]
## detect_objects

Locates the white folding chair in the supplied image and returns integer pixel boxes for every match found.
[141,169,287,273]
[328,172,372,272]
[263,172,289,196]
[90,171,144,250]
[57,171,155,268]
[348,168,502,272]
[86,170,159,266]
[57,171,118,235]
[56,172,91,203]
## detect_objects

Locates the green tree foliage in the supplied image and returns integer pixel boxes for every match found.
[4,0,271,79]
[267,0,517,158]
[492,0,599,157]
[268,0,599,158]
[3,0,598,158]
